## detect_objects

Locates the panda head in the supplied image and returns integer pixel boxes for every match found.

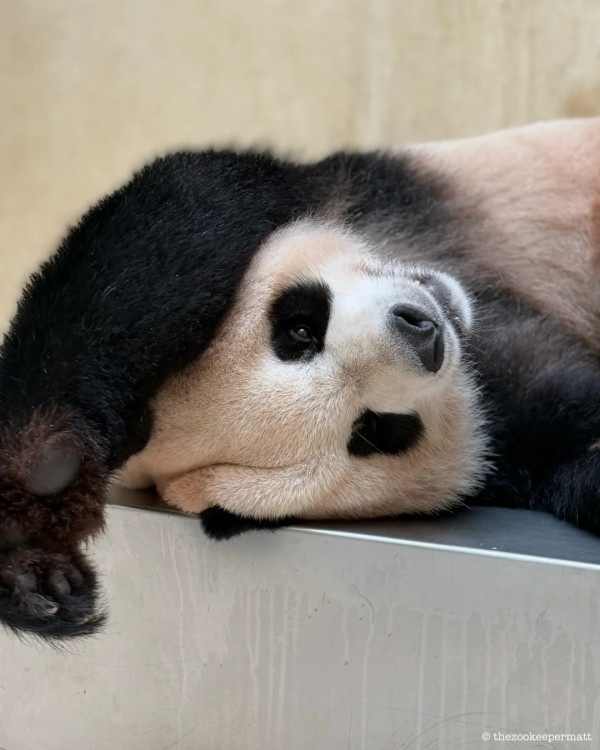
[121,219,488,533]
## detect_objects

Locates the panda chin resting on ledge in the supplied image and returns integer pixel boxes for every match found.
[0,118,599,639]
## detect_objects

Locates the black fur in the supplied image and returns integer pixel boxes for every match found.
[0,149,436,467]
[200,507,295,540]
[0,548,105,640]
[348,411,424,456]
[464,291,600,531]
[1,152,311,467]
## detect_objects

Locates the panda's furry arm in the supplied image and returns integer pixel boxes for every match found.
[0,149,318,638]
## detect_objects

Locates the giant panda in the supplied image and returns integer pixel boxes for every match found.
[0,118,599,639]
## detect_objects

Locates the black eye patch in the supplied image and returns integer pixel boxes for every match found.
[270,280,332,361]
[348,410,424,456]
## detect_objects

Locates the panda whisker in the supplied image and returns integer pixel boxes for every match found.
[354,430,385,455]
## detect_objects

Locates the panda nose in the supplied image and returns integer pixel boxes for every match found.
[390,304,444,373]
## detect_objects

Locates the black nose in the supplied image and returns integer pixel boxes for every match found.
[390,304,444,373]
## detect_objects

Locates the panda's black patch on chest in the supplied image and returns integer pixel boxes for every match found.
[347,410,424,456]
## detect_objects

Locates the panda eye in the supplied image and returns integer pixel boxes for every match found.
[290,324,314,344]
[270,281,332,362]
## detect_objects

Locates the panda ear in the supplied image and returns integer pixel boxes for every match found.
[199,507,295,540]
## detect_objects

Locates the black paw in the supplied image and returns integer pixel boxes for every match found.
[0,548,105,639]
[200,506,295,540]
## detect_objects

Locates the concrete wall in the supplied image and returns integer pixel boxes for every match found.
[2,0,600,329]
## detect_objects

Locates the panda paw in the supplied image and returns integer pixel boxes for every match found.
[0,548,105,639]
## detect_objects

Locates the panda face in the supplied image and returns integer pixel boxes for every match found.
[120,220,488,520]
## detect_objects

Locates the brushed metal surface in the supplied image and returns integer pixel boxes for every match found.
[111,484,600,566]
[0,500,598,750]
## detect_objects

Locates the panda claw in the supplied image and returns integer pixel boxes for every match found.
[20,592,59,619]
[46,570,72,599]
[65,563,84,590]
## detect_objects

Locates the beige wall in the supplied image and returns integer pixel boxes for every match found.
[2,0,600,328]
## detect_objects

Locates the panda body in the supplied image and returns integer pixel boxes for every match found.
[0,118,599,637]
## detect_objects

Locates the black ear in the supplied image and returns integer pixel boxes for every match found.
[200,507,295,540]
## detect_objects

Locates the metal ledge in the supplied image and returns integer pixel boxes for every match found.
[0,491,597,749]
[110,484,600,567]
